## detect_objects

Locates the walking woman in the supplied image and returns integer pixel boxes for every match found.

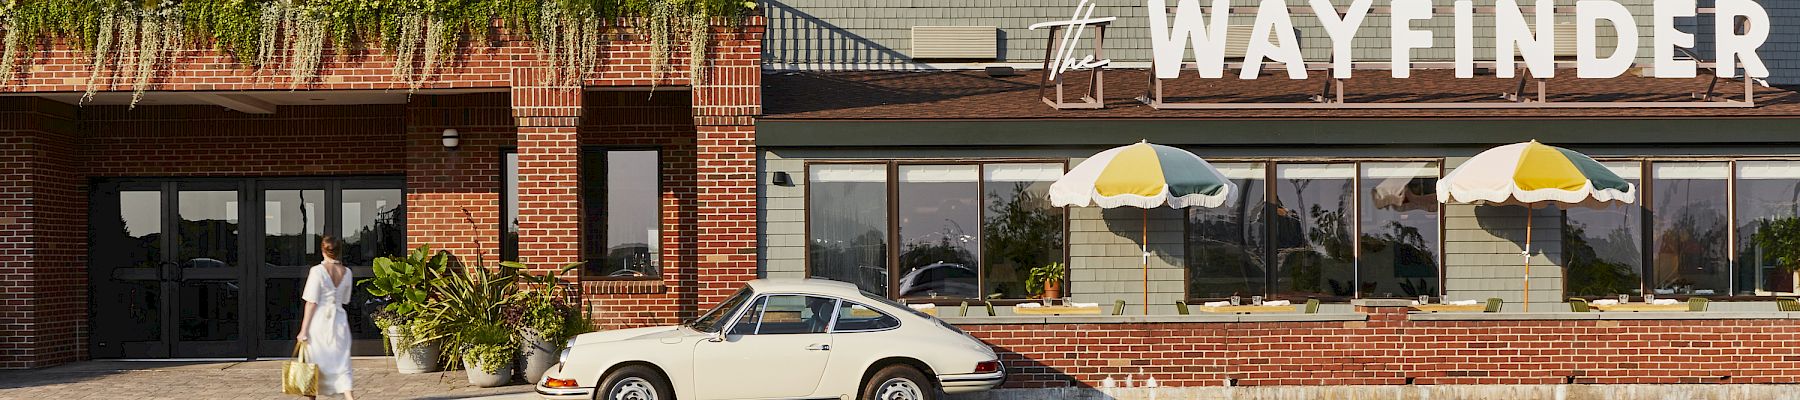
[297,235,357,400]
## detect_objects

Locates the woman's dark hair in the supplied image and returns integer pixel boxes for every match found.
[321,234,344,260]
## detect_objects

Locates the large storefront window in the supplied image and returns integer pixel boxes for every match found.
[1357,162,1441,298]
[582,149,663,279]
[1736,161,1800,295]
[1272,164,1357,298]
[808,164,891,294]
[808,162,1065,300]
[1188,161,1442,300]
[1563,162,1644,297]
[1186,163,1268,299]
[1651,162,1731,296]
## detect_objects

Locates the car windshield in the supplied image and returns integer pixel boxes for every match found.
[688,287,753,333]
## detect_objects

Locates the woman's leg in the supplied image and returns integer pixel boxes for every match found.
[343,391,355,400]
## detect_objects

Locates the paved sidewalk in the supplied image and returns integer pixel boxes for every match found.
[0,357,539,400]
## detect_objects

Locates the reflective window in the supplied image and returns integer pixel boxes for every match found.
[1736,161,1800,295]
[833,301,899,332]
[1651,162,1731,295]
[342,189,404,267]
[1187,163,1268,299]
[896,165,981,300]
[501,151,520,262]
[582,150,662,278]
[728,295,834,335]
[1271,164,1357,298]
[1357,162,1440,298]
[264,189,323,268]
[178,190,240,269]
[120,190,162,270]
[1564,162,1644,297]
[808,164,891,295]
[981,164,1065,300]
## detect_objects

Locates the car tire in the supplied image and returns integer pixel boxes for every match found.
[861,364,936,400]
[599,365,673,400]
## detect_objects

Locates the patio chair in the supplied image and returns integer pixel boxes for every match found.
[983,301,997,316]
[1304,298,1320,314]
[1175,300,1190,315]
[1567,298,1590,312]
[959,301,970,317]
[1688,297,1709,312]
[1112,300,1126,315]
[1484,298,1504,313]
[1778,298,1800,312]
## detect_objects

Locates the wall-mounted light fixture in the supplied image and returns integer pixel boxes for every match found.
[771,171,792,186]
[441,128,460,150]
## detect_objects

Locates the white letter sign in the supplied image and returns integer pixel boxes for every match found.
[1495,0,1555,79]
[1390,0,1433,79]
[1240,0,1307,80]
[1576,0,1638,79]
[1716,0,1771,78]
[1310,0,1373,79]
[1654,0,1698,78]
[1149,0,1230,79]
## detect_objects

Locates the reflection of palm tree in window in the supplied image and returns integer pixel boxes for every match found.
[1564,222,1641,296]
[983,182,1062,298]
[1654,208,1727,291]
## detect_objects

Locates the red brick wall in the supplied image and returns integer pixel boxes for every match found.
[405,93,514,265]
[959,307,1800,388]
[577,91,700,329]
[0,98,84,369]
[81,105,406,177]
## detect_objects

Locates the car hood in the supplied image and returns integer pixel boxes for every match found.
[568,325,705,347]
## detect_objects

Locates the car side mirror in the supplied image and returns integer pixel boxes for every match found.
[706,331,725,343]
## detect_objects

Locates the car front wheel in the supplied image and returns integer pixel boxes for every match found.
[861,364,936,400]
[599,365,673,400]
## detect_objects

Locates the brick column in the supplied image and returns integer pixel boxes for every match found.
[511,68,584,273]
[0,98,84,369]
[690,17,764,306]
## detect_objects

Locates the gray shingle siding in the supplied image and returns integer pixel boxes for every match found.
[764,0,1800,84]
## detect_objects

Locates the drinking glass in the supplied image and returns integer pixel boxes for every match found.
[1252,295,1264,305]
[1419,295,1431,305]
[1229,296,1241,306]
[1644,293,1655,303]
[1619,294,1629,304]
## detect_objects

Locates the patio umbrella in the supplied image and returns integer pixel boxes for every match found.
[1051,141,1236,314]
[1437,140,1636,311]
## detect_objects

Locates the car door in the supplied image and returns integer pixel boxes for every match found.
[692,294,837,399]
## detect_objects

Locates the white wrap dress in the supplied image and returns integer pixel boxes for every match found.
[302,261,355,395]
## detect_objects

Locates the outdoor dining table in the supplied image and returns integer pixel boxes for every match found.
[1196,305,1296,314]
[1591,303,1687,312]
[1011,305,1103,316]
[1411,304,1486,313]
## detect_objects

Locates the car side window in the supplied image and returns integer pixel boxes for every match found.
[731,295,835,335]
[832,301,899,332]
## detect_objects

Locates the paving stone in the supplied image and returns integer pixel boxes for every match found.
[0,358,535,400]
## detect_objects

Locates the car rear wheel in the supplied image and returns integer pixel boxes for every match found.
[599,365,672,400]
[861,364,936,400]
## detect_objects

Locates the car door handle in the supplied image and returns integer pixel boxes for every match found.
[805,343,831,351]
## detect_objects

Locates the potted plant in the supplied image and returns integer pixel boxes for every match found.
[411,251,522,383]
[1026,262,1068,300]
[506,262,594,384]
[363,245,449,374]
[461,322,518,388]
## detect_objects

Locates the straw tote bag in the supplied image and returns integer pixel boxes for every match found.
[282,341,320,396]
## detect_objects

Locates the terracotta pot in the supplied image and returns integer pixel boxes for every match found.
[1044,279,1063,300]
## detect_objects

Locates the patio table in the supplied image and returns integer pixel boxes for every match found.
[1591,303,1687,312]
[1012,305,1103,315]
[1197,305,1296,314]
[1411,304,1486,313]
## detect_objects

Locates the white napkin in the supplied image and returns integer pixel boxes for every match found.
[1652,299,1680,305]
[1653,289,1675,294]
[1590,299,1619,305]
[1016,302,1043,308]
[1694,289,1716,295]
[1448,300,1479,306]
[908,303,936,310]
[1203,301,1231,307]
[1262,300,1291,306]
[1071,302,1099,308]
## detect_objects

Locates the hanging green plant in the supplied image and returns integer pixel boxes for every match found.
[0,0,754,105]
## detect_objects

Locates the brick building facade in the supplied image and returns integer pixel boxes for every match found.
[0,18,762,369]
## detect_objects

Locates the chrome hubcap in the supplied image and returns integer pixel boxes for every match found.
[609,377,657,400]
[874,378,924,400]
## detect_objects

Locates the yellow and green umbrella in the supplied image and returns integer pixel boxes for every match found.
[1438,140,1636,311]
[1051,141,1236,314]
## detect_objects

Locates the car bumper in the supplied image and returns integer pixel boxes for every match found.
[536,363,596,400]
[938,370,1006,394]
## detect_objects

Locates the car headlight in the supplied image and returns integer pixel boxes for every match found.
[559,346,572,364]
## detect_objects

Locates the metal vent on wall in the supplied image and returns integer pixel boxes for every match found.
[911,26,997,60]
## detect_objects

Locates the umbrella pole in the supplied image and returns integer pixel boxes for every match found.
[1524,207,1532,313]
[1142,208,1149,315]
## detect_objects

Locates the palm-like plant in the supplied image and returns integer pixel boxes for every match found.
[411,254,522,368]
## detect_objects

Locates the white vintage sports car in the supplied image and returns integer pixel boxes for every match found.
[536,279,1005,400]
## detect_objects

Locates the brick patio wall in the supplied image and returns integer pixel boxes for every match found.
[958,306,1800,389]
[0,18,762,368]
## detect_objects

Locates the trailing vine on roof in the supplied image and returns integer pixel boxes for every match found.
[0,0,751,107]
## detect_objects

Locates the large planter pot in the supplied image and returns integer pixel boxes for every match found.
[517,328,560,384]
[465,352,515,388]
[386,325,441,374]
